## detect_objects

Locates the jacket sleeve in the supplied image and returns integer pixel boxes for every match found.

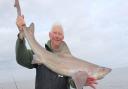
[68,78,76,88]
[15,37,34,69]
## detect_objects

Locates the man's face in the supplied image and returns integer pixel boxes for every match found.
[49,26,64,48]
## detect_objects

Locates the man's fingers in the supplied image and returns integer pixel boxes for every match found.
[90,84,96,89]
[94,81,98,84]
[90,79,97,84]
[22,15,24,18]
[86,77,98,89]
[88,81,97,85]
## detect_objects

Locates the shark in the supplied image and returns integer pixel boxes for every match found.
[23,23,112,89]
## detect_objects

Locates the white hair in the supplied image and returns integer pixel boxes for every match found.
[51,22,64,33]
[52,22,63,28]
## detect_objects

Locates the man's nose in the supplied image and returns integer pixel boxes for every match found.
[55,33,60,37]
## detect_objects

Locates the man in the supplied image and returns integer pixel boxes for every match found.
[15,15,76,89]
[15,15,96,89]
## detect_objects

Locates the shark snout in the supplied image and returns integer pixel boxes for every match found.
[105,68,112,73]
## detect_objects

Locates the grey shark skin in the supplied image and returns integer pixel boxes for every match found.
[23,23,112,89]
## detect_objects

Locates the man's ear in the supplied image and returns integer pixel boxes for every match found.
[62,35,64,40]
[49,32,52,39]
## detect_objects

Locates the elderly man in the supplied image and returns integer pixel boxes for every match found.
[15,15,96,89]
[15,15,76,89]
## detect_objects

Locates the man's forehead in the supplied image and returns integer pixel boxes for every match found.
[51,25,64,33]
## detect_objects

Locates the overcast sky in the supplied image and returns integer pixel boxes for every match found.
[0,0,128,75]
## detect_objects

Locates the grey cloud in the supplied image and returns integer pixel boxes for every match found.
[0,0,128,72]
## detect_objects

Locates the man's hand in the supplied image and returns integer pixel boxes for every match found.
[16,15,26,39]
[86,77,98,89]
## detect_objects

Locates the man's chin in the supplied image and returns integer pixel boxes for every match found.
[55,42,61,46]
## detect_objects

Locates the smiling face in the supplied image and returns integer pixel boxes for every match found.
[49,24,64,49]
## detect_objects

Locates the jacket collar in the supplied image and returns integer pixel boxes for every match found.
[45,40,53,52]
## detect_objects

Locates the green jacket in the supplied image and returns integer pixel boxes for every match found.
[15,38,34,68]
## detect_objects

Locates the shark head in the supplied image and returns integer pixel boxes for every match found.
[92,67,112,80]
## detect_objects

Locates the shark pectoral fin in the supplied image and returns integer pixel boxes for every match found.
[71,71,88,89]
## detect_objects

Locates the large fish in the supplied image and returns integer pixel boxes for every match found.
[14,0,111,88]
[23,23,112,89]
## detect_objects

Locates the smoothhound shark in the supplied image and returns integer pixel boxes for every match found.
[23,23,111,89]
[14,0,111,88]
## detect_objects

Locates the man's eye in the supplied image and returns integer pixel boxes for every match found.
[54,32,57,34]
[58,33,62,35]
